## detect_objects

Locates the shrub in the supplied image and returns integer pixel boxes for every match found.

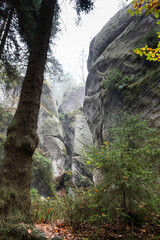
[141,29,159,49]
[31,195,57,223]
[58,188,111,226]
[102,69,134,91]
[87,112,160,225]
[30,188,111,226]
[31,113,160,227]
[137,29,160,68]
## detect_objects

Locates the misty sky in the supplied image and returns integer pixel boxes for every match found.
[54,0,131,84]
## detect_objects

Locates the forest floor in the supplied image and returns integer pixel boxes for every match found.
[35,219,160,240]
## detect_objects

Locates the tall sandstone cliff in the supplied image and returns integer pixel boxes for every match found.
[84,4,160,147]
[38,84,93,193]
[59,86,93,189]
[0,82,93,196]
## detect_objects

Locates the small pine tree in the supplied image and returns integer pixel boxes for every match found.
[87,112,160,224]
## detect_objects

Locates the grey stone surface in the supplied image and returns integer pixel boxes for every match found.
[60,86,93,188]
[38,82,66,186]
[38,83,93,190]
[84,4,160,148]
[41,82,58,117]
[87,4,136,70]
[63,111,93,188]
[59,85,85,114]
[39,115,63,141]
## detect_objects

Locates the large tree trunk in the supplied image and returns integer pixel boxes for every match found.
[0,0,57,224]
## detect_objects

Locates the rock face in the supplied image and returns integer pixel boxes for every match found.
[37,83,93,192]
[59,85,85,114]
[59,85,93,188]
[84,4,160,147]
[0,83,93,195]
[38,82,66,189]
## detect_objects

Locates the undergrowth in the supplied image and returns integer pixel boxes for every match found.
[31,112,160,232]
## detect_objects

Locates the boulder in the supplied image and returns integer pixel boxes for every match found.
[51,236,64,240]
[0,224,46,240]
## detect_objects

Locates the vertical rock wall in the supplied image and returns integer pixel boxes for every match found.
[84,4,160,146]
[38,84,94,192]
[59,85,93,188]
[38,82,66,189]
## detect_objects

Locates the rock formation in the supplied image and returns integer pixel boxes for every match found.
[59,85,85,114]
[84,4,160,147]
[38,82,66,191]
[37,83,93,193]
[0,81,94,196]
[59,85,93,188]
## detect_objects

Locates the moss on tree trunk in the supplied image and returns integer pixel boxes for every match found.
[0,0,57,227]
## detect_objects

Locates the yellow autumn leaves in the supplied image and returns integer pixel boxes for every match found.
[132,0,160,17]
[128,0,160,62]
[134,43,160,61]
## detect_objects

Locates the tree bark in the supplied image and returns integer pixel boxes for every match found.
[0,0,57,224]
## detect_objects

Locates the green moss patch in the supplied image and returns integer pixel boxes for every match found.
[0,223,46,240]
[32,150,55,197]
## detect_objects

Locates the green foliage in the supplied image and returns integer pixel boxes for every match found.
[58,113,65,122]
[127,1,160,63]
[30,188,39,199]
[136,30,160,67]
[14,0,41,50]
[31,195,56,223]
[102,69,134,91]
[30,188,110,226]
[86,112,160,224]
[59,188,111,226]
[141,29,159,49]
[32,150,55,197]
[31,113,160,227]
[129,0,160,18]
[31,192,88,225]
[70,0,95,23]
